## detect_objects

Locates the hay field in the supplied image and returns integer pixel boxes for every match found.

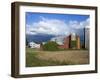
[26,48,89,67]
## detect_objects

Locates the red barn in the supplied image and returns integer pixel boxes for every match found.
[58,33,80,49]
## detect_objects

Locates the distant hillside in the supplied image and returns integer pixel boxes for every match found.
[26,34,55,43]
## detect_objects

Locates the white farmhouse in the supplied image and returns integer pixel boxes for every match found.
[28,42,40,48]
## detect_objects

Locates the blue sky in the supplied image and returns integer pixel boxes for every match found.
[26,12,90,36]
[26,12,89,25]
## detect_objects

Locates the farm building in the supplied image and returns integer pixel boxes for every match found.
[28,42,40,48]
[58,33,81,49]
[85,28,89,49]
[50,33,81,49]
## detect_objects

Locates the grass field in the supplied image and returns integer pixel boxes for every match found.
[26,48,89,67]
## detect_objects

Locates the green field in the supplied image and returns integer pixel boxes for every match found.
[26,48,89,67]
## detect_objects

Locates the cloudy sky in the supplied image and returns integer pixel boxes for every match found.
[26,12,90,36]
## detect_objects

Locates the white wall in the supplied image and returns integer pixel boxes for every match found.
[0,0,100,80]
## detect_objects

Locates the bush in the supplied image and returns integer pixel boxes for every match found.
[43,41,59,51]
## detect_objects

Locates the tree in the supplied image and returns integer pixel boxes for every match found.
[43,41,59,51]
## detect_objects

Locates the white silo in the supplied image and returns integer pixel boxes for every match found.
[85,28,90,49]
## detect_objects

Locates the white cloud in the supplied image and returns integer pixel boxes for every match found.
[26,17,90,35]
[68,18,90,29]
